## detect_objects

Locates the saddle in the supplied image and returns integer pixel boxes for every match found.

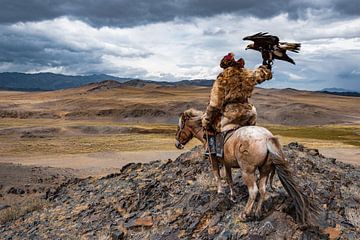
[205,127,238,158]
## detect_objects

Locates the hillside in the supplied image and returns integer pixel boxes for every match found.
[1,143,359,239]
[0,80,359,125]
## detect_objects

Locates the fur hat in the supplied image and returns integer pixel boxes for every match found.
[220,52,236,69]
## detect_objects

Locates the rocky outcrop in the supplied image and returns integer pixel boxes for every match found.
[1,143,359,239]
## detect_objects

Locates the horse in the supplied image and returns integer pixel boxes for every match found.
[175,108,317,225]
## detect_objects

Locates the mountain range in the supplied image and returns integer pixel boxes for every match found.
[0,72,359,97]
[0,72,215,91]
[0,72,133,91]
[319,88,360,97]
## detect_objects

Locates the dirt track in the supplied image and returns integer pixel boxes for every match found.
[318,147,360,166]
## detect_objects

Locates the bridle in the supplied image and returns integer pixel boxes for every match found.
[176,114,202,146]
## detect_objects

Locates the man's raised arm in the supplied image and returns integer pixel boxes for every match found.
[253,65,272,85]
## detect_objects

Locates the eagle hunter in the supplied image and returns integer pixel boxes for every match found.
[243,32,301,65]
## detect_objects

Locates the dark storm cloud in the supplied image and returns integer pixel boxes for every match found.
[333,0,360,16]
[0,23,150,76]
[1,0,358,27]
[0,26,99,67]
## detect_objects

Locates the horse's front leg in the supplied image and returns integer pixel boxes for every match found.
[210,156,224,194]
[224,164,236,202]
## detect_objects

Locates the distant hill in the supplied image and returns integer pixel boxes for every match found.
[319,88,360,97]
[0,72,214,91]
[321,88,357,93]
[123,79,214,87]
[0,72,133,91]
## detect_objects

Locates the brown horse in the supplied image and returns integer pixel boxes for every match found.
[175,108,317,225]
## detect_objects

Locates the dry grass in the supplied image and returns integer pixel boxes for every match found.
[0,198,47,224]
[0,134,200,156]
[0,118,201,156]
[265,124,360,147]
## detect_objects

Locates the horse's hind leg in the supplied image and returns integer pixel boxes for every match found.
[255,165,272,219]
[224,164,236,202]
[210,156,224,194]
[240,169,258,221]
[267,167,275,191]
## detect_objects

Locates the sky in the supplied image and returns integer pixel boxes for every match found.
[0,0,359,91]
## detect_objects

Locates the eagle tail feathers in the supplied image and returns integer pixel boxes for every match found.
[279,42,301,52]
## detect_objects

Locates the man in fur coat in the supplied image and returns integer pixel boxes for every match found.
[202,53,272,156]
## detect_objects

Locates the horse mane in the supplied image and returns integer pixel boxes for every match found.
[183,108,204,120]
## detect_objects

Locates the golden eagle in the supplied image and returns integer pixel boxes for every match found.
[243,32,301,65]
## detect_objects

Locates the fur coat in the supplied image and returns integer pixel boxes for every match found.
[203,65,272,132]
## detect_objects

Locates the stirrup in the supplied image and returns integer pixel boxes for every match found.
[204,148,216,157]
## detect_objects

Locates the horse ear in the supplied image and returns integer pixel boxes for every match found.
[183,109,192,118]
[178,112,184,117]
[184,112,191,119]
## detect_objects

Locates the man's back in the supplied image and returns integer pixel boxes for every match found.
[217,66,259,103]
[204,64,272,133]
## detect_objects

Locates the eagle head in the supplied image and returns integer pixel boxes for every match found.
[245,43,255,50]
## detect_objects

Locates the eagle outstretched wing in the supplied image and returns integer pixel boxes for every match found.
[243,32,279,51]
[243,32,300,65]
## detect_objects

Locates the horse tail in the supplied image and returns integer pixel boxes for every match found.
[266,137,317,226]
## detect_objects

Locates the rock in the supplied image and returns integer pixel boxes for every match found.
[111,230,124,240]
[7,187,25,195]
[215,230,232,240]
[158,232,180,240]
[72,204,89,215]
[308,149,320,156]
[258,221,275,236]
[125,215,154,228]
[134,216,153,227]
[324,224,341,240]
[208,225,221,236]
[0,204,10,211]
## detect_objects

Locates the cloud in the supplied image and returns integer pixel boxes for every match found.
[0,1,359,90]
[0,0,359,27]
[281,72,306,81]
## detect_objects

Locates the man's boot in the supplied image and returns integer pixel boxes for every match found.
[216,133,224,158]
[204,134,217,157]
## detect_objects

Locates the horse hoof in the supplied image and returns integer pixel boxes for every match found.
[254,211,262,220]
[238,212,248,222]
[229,195,237,203]
[217,187,225,195]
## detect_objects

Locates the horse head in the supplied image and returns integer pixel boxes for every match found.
[175,109,204,149]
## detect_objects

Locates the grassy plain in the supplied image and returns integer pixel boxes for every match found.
[267,124,360,147]
[0,118,359,157]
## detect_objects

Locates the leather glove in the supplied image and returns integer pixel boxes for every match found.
[265,62,272,70]
[202,117,210,129]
